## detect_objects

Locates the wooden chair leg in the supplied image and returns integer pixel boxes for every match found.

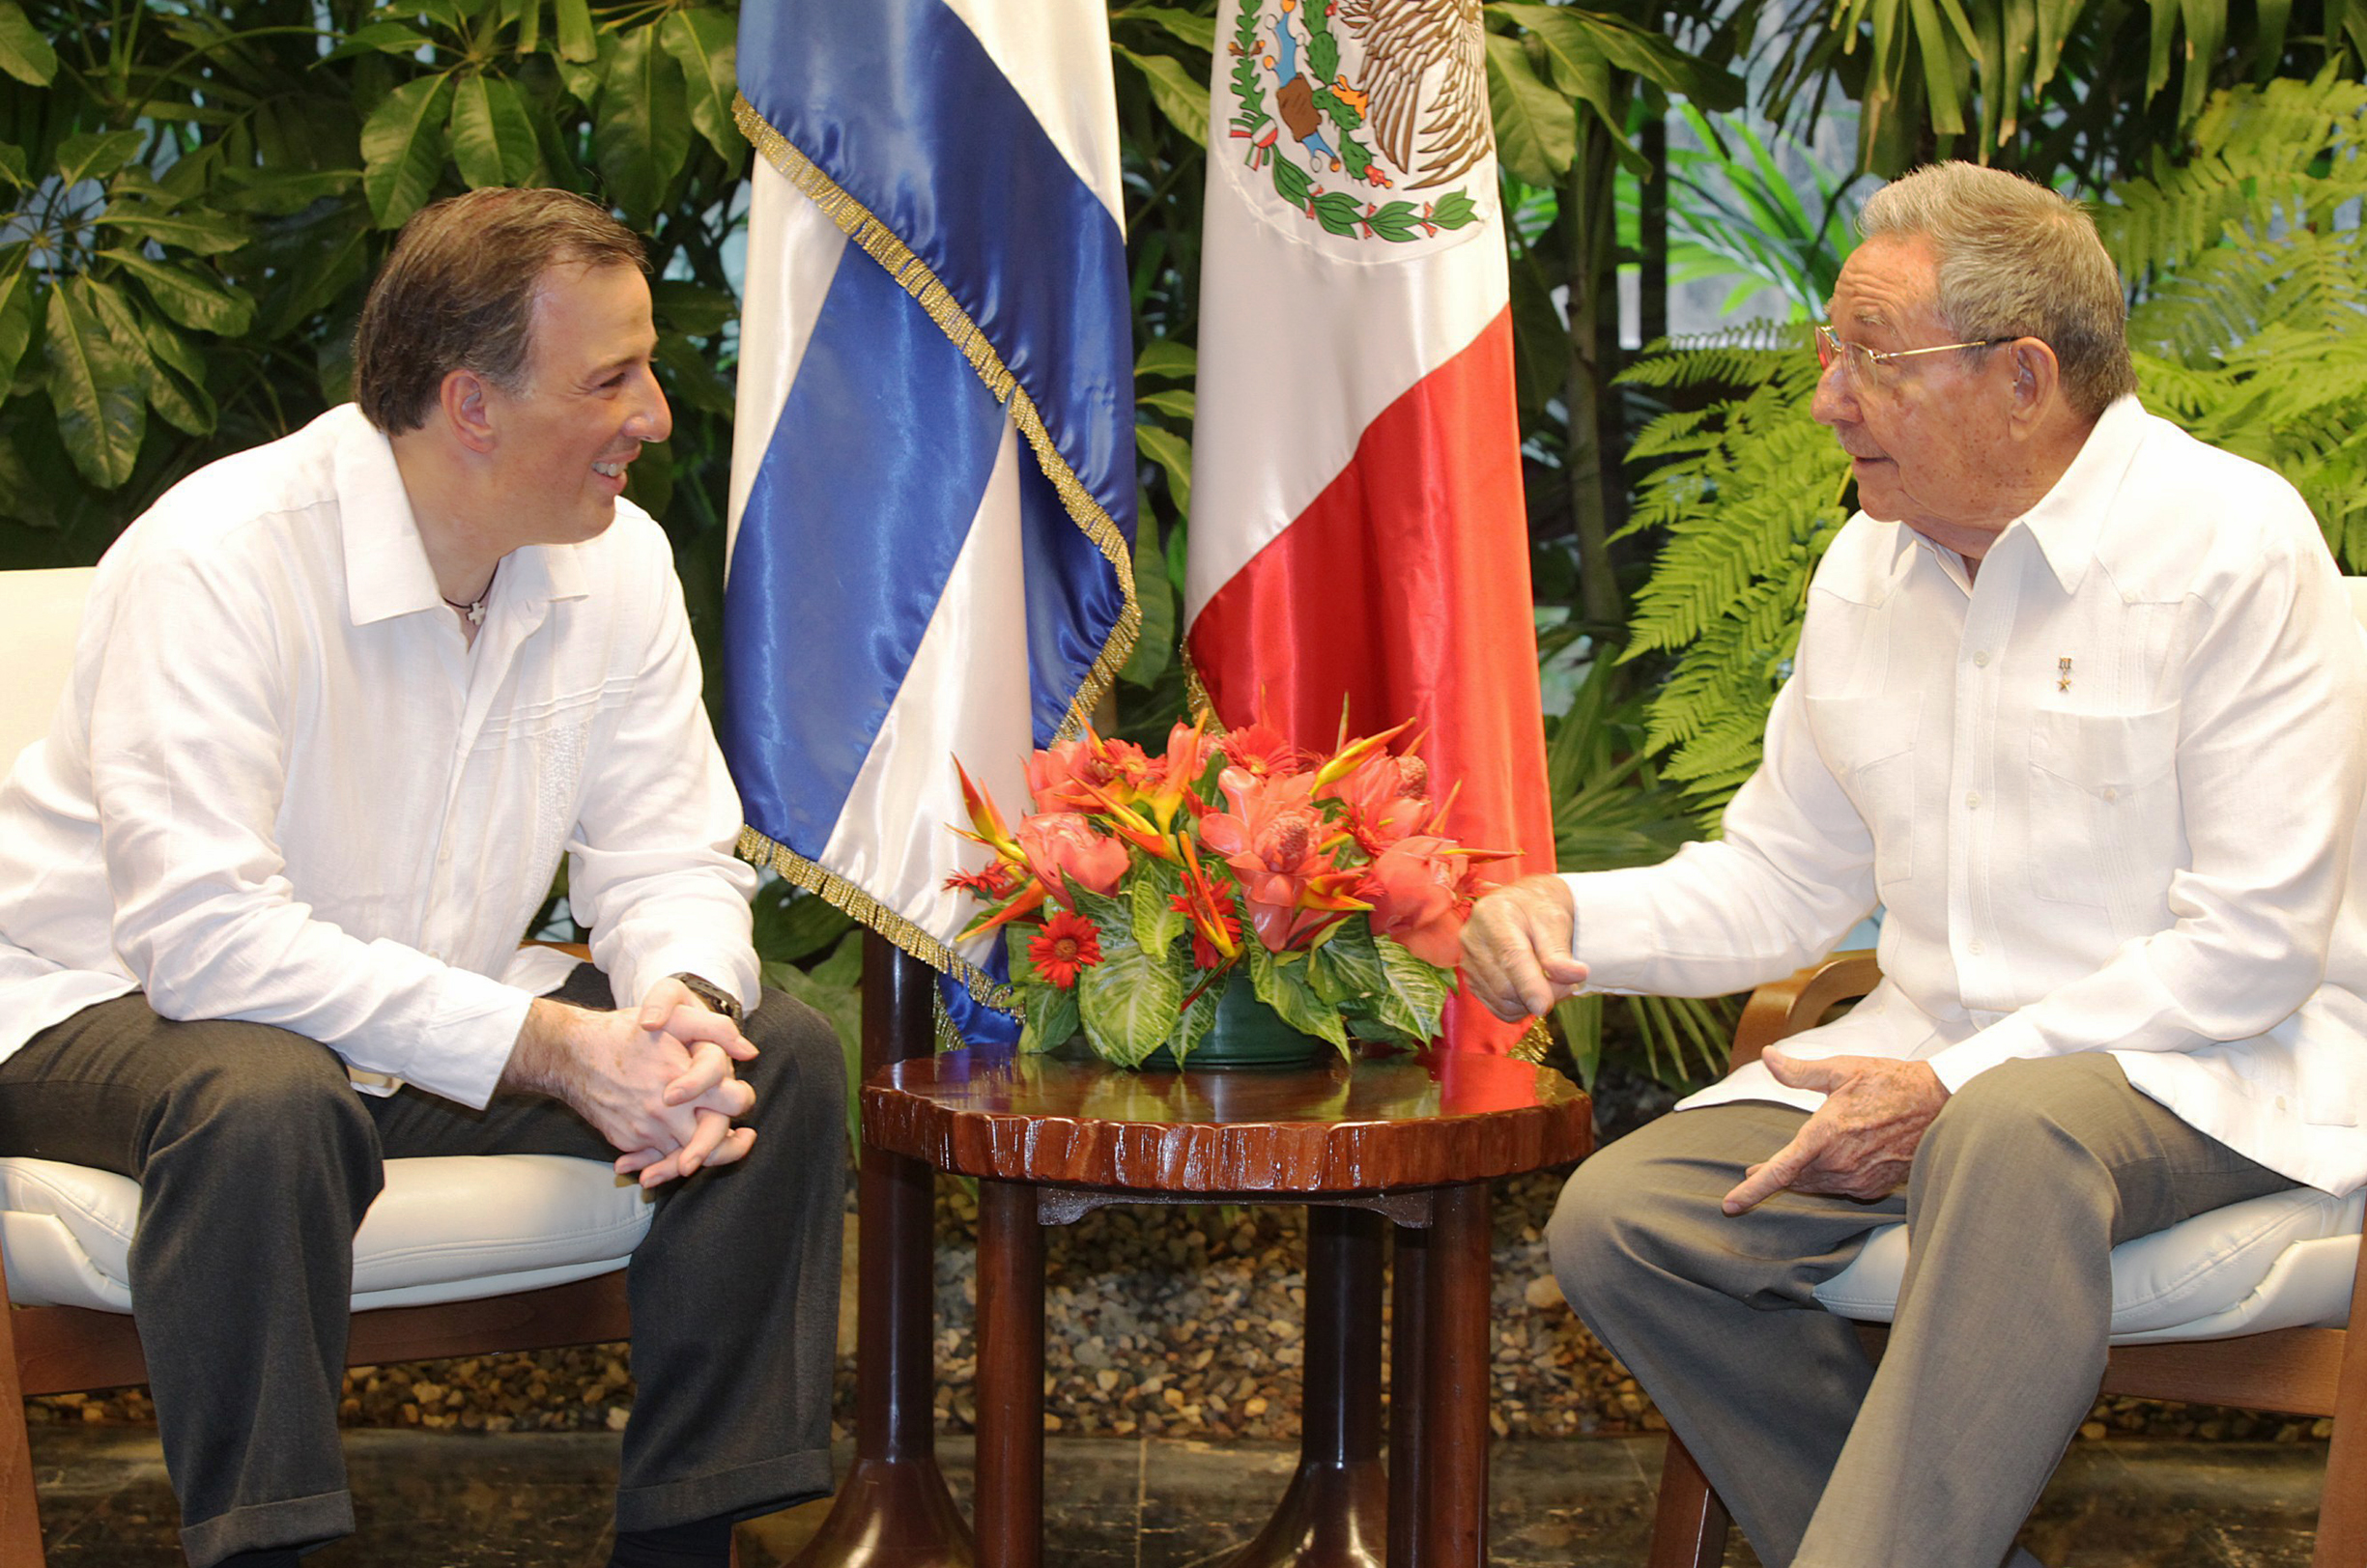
[0,1256,49,1567]
[1648,1432,1728,1568]
[2312,1249,2367,1568]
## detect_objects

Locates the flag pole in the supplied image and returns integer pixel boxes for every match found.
[791,933,974,1568]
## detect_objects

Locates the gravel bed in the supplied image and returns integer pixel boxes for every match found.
[26,1073,2332,1445]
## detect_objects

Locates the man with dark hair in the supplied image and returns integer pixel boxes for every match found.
[1465,161,2367,1566]
[0,187,844,1568]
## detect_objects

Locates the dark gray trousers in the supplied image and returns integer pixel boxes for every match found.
[0,964,846,1567]
[1548,1054,2295,1568]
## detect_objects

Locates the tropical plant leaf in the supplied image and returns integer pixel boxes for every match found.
[449,71,541,188]
[1115,43,1210,149]
[0,266,34,391]
[596,26,692,225]
[1077,927,1185,1066]
[554,0,598,63]
[96,202,249,256]
[1137,421,1192,515]
[0,0,56,85]
[1484,32,1575,188]
[86,279,214,437]
[1246,941,1350,1053]
[98,248,255,336]
[660,8,743,165]
[44,281,146,490]
[56,129,148,190]
[360,72,455,228]
[1115,5,1217,52]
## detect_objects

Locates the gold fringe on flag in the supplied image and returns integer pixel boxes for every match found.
[730,94,1154,1026]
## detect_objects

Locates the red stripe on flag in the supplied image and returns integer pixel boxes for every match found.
[1187,308,1554,1052]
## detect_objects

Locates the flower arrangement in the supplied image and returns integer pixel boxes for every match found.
[946,717,1501,1067]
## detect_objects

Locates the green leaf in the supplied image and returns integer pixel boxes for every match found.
[96,204,248,257]
[1310,189,1362,238]
[596,26,692,226]
[1246,942,1350,1052]
[44,281,145,490]
[1121,507,1174,688]
[1114,43,1209,149]
[1136,337,1196,383]
[1273,155,1312,210]
[652,279,737,337]
[321,19,433,63]
[0,267,34,390]
[56,130,148,191]
[1136,421,1192,516]
[1077,928,1185,1066]
[361,72,455,229]
[97,248,254,336]
[450,71,541,188]
[1020,974,1081,1053]
[660,9,743,165]
[1113,5,1217,51]
[1137,388,1194,421]
[1483,33,1575,188]
[86,279,214,437]
[554,0,598,62]
[1375,937,1452,1042]
[1127,859,1189,956]
[1164,963,1225,1063]
[0,0,55,85]
[654,330,736,417]
[0,142,24,188]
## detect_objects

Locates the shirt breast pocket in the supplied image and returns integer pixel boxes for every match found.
[1806,693,1919,890]
[2027,705,2182,911]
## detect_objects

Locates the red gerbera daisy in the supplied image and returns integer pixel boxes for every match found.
[1029,910,1103,989]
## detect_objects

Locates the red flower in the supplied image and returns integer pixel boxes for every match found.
[1016,812,1129,903]
[1322,750,1435,854]
[943,862,1019,899]
[1029,911,1103,989]
[1359,835,1473,967]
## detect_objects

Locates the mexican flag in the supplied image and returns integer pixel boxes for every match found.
[1184,0,1555,1052]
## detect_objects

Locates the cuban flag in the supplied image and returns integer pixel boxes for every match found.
[1184,0,1554,1051]
[726,0,1138,1039]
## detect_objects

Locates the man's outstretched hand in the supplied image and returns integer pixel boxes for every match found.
[504,976,758,1188]
[1722,1049,1948,1214]
[1460,874,1591,1021]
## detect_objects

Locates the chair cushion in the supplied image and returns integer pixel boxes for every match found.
[0,1154,652,1313]
[1812,1185,2364,1343]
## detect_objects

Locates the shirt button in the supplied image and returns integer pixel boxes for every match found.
[1968,940,1985,955]
[1965,792,1982,810]
[1973,650,1991,667]
[2102,787,2120,804]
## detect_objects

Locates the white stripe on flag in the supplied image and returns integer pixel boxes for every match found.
[727,160,850,550]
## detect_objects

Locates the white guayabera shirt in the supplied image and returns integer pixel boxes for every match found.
[0,406,757,1108]
[1565,398,2367,1196]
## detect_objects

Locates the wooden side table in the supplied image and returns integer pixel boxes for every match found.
[862,1047,1592,1568]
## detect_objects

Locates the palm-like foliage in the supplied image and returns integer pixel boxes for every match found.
[1617,78,2367,824]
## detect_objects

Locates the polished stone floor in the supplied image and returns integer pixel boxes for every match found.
[27,1426,2328,1566]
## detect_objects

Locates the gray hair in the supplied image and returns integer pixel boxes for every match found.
[1859,162,2136,419]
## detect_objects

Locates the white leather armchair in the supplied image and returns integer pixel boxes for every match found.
[0,566,650,1563]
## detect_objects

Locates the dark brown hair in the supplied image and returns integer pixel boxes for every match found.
[352,188,649,434]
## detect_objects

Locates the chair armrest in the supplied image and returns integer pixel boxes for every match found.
[524,941,593,962]
[1729,951,1881,1070]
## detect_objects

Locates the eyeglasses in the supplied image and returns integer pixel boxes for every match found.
[1814,324,2014,385]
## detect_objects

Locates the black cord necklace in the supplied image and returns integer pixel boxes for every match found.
[442,561,498,626]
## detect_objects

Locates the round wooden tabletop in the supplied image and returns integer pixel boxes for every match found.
[862,1045,1593,1194]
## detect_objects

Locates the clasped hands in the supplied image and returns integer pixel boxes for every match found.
[1461,873,1947,1213]
[508,975,758,1189]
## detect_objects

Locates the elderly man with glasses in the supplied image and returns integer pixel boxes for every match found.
[1464,161,2367,1567]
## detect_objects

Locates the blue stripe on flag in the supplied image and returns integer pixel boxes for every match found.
[738,0,1135,537]
[723,246,1009,844]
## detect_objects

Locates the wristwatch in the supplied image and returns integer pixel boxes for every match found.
[670,971,745,1025]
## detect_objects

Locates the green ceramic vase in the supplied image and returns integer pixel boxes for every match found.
[1139,967,1328,1070]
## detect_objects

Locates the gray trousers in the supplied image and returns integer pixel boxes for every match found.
[1548,1053,2295,1568]
[0,964,846,1568]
